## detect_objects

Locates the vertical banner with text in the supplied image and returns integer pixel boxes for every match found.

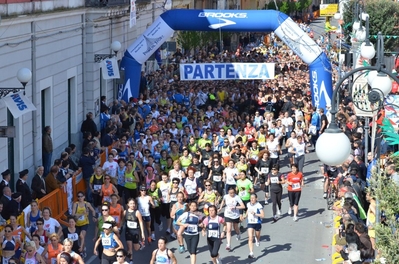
[130,0,136,28]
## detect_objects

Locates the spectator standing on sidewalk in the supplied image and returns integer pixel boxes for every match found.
[81,112,98,138]
[78,148,97,203]
[42,126,53,177]
[16,169,32,209]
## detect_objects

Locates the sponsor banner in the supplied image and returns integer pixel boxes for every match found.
[320,4,339,17]
[101,57,120,80]
[352,75,373,117]
[309,53,333,110]
[180,63,275,81]
[2,92,37,118]
[274,17,322,65]
[130,0,136,28]
[127,17,174,64]
[385,95,399,130]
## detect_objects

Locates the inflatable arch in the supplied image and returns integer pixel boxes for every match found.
[120,9,333,109]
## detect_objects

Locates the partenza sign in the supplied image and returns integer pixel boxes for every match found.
[180,63,275,81]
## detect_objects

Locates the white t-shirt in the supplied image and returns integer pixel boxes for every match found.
[267,140,279,159]
[102,161,118,178]
[247,202,263,224]
[43,217,61,235]
[224,167,239,185]
[223,194,242,219]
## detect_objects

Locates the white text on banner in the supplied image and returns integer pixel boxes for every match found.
[101,57,120,80]
[180,63,275,81]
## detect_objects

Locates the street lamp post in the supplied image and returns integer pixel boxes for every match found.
[94,40,122,63]
[0,68,32,98]
[316,32,399,165]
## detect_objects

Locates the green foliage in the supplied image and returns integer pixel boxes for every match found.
[371,168,399,263]
[176,31,231,55]
[267,1,277,10]
[342,0,399,52]
[279,1,290,14]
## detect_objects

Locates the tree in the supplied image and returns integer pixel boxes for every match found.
[279,1,290,14]
[342,0,399,52]
[176,31,232,55]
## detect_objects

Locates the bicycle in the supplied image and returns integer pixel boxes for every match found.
[326,177,337,210]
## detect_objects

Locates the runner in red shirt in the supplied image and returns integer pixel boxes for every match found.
[286,164,304,222]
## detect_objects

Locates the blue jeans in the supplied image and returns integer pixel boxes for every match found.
[42,152,52,177]
[84,178,93,203]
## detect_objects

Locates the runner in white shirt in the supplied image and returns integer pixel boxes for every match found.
[246,194,265,259]
[218,187,245,252]
[223,160,239,194]
[102,153,119,182]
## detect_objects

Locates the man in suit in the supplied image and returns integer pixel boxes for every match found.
[3,192,22,220]
[16,169,32,210]
[31,166,46,199]
[0,169,11,195]
[0,187,12,207]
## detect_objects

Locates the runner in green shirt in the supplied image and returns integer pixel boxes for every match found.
[236,171,254,226]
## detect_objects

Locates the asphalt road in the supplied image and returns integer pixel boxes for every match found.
[81,149,333,264]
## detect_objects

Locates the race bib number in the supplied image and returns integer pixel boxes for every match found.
[213,175,222,182]
[140,208,149,215]
[127,221,137,229]
[51,258,57,264]
[248,214,258,224]
[270,177,278,184]
[187,225,198,233]
[25,260,35,264]
[292,183,301,190]
[68,233,79,241]
[251,155,258,161]
[104,196,111,202]
[260,142,266,147]
[126,177,133,182]
[248,135,253,139]
[114,216,119,223]
[12,235,20,241]
[162,194,168,200]
[78,215,86,221]
[297,148,304,156]
[40,236,45,244]
[204,160,209,166]
[194,172,201,178]
[170,194,177,201]
[94,184,102,191]
[239,190,247,197]
[102,237,111,246]
[208,230,219,238]
[261,168,269,174]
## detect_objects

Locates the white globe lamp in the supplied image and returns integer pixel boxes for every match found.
[356,28,366,42]
[334,13,342,20]
[17,68,32,87]
[315,124,351,166]
[361,42,376,60]
[367,70,378,86]
[111,41,122,53]
[353,21,361,31]
[372,73,392,96]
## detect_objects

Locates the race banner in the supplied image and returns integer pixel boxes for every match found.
[180,63,275,81]
[101,57,120,80]
[2,92,37,118]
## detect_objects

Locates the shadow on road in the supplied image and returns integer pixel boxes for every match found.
[298,208,325,219]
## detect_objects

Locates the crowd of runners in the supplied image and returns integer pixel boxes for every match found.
[0,22,364,264]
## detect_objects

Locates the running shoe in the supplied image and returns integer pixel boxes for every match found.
[288,207,292,215]
[216,257,223,264]
[225,244,231,251]
[179,245,185,253]
[273,216,278,222]
[256,241,260,247]
[236,234,241,240]
[166,228,171,235]
[277,209,281,216]
[323,192,327,199]
[147,237,152,243]
[159,222,163,231]
[293,216,298,222]
[151,233,156,241]
[264,199,269,205]
[129,261,133,264]
[170,233,177,239]
[248,253,255,259]
[140,241,146,250]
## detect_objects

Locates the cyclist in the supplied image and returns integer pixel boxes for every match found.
[323,165,339,199]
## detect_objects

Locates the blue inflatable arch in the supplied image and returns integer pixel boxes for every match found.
[120,9,332,109]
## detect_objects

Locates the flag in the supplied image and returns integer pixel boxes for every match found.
[101,57,120,80]
[2,92,37,118]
